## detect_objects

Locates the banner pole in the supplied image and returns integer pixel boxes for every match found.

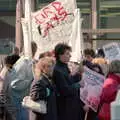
[84,111,88,120]
[24,0,32,57]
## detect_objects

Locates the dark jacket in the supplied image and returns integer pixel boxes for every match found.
[29,74,57,120]
[52,61,83,120]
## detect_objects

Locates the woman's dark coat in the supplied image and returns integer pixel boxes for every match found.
[52,61,84,120]
[29,75,57,120]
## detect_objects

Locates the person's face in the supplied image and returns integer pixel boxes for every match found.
[84,55,93,62]
[44,63,55,77]
[59,50,71,64]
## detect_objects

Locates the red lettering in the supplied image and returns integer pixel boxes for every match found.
[58,10,68,21]
[52,1,68,21]
[33,1,68,36]
[41,12,47,19]
[50,14,60,23]
[43,7,54,18]
[44,22,54,36]
[34,13,45,24]
[34,16,43,24]
[52,2,62,11]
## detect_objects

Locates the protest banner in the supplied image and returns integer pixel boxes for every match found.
[21,19,31,57]
[103,42,120,62]
[22,0,82,55]
[31,0,77,54]
[22,0,32,57]
[80,67,105,112]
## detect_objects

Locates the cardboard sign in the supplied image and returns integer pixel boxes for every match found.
[80,67,105,112]
[103,42,120,62]
[30,0,76,53]
[22,0,83,61]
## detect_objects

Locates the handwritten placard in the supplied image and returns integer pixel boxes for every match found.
[31,0,76,53]
[80,67,105,112]
[103,42,120,62]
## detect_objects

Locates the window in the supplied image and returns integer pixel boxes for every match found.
[0,0,16,11]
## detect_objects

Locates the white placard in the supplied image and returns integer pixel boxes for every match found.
[103,42,120,62]
[31,0,77,54]
[80,67,105,112]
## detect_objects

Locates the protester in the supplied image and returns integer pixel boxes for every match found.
[5,41,37,120]
[80,61,104,120]
[52,43,83,120]
[1,54,20,92]
[82,48,96,71]
[29,57,57,120]
[93,48,107,65]
[0,54,20,120]
[0,54,20,96]
[98,60,120,120]
[82,48,104,76]
[39,51,54,59]
[92,48,109,76]
[86,63,104,120]
[0,54,20,80]
[83,48,95,62]
[82,49,104,75]
[39,52,47,59]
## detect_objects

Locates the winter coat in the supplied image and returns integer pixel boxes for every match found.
[52,60,83,120]
[0,69,17,120]
[5,56,34,120]
[98,73,120,120]
[29,74,57,120]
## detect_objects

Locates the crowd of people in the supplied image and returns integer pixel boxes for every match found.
[0,41,120,120]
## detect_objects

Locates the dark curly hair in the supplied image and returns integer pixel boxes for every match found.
[84,48,95,58]
[54,43,71,60]
[4,54,20,68]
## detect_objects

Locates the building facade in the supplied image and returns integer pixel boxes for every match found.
[0,0,120,54]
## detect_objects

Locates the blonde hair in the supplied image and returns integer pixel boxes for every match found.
[34,57,55,80]
[92,58,108,64]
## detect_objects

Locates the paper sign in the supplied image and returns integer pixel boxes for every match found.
[103,42,120,62]
[80,67,105,112]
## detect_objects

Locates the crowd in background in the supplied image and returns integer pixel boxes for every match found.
[0,42,120,120]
